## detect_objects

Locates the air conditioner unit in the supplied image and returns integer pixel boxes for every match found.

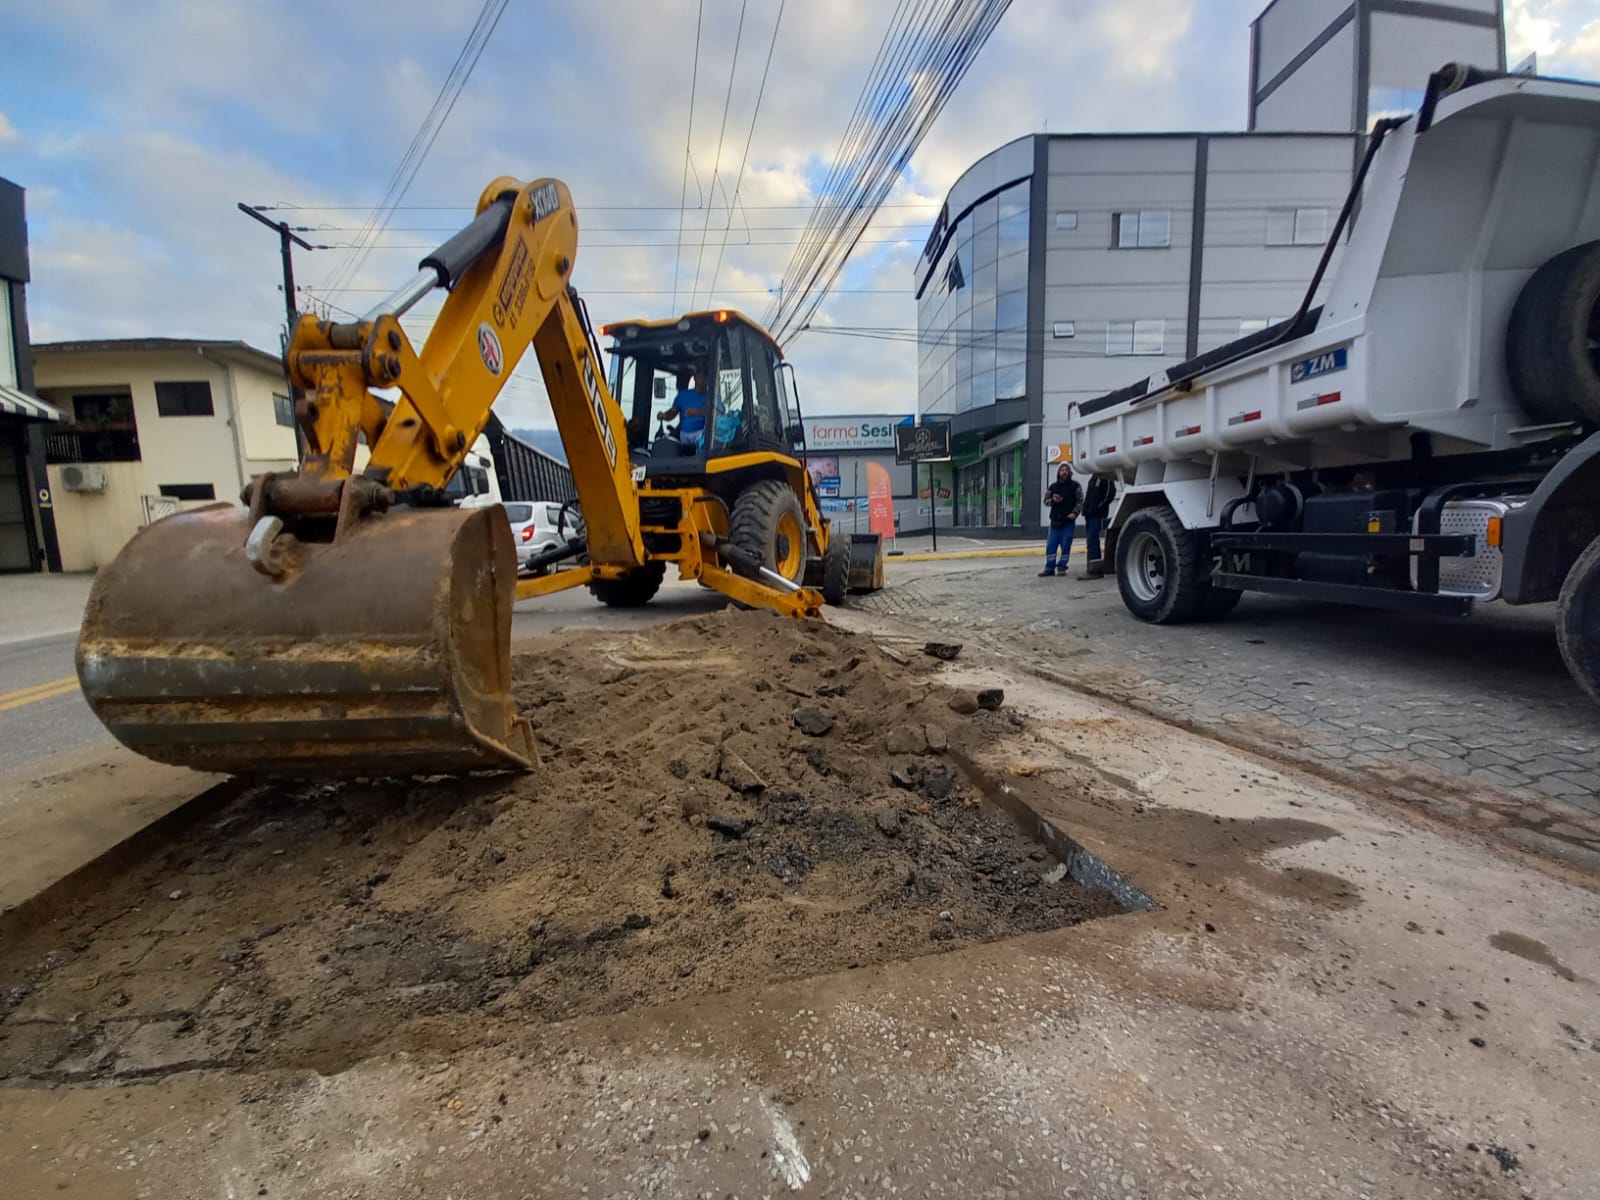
[60,464,107,493]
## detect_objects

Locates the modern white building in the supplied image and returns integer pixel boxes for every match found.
[1250,0,1505,134]
[915,0,1507,533]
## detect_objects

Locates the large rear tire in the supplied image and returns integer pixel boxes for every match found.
[1115,505,1210,624]
[588,562,666,608]
[1556,533,1600,704]
[730,480,809,585]
[1506,240,1600,425]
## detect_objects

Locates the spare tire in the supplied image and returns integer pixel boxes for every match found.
[1506,240,1600,425]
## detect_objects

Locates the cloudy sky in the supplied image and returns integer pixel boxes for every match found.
[2,0,1596,427]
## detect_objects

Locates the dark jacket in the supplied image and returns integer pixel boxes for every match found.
[1044,475,1082,527]
[1082,474,1116,519]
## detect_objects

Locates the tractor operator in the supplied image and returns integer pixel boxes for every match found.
[660,370,708,452]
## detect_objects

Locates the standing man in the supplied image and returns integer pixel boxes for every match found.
[1079,470,1117,578]
[1040,462,1082,577]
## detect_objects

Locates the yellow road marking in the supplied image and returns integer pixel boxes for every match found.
[0,675,77,705]
[0,677,80,712]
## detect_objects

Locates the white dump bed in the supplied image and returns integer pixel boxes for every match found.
[1068,74,1600,478]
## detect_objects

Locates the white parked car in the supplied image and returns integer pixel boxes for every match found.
[505,501,570,572]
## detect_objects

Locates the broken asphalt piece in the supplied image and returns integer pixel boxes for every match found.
[793,709,833,737]
[921,768,956,802]
[718,752,767,793]
[874,807,902,837]
[923,641,963,661]
[622,913,651,931]
[948,691,981,715]
[706,815,753,839]
[890,764,922,791]
[976,687,1004,710]
[885,725,928,755]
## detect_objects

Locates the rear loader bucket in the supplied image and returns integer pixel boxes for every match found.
[77,503,534,777]
[848,533,885,592]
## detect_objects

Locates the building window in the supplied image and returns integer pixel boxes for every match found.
[158,483,217,501]
[273,393,295,427]
[1107,319,1165,357]
[1267,208,1329,246]
[1054,211,1078,231]
[1052,321,1076,339]
[46,391,142,463]
[154,380,214,417]
[0,287,15,389]
[1114,210,1170,249]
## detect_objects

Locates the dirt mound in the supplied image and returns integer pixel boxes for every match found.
[0,610,1122,1081]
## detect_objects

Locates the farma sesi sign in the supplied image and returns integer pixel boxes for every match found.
[805,417,902,451]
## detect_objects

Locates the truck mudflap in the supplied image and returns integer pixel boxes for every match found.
[76,503,534,777]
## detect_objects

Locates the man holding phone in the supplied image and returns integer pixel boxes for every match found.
[1040,462,1082,577]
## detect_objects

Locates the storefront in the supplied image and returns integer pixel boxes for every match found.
[0,177,63,573]
[801,414,916,535]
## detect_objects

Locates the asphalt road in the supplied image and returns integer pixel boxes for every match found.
[0,631,103,780]
[0,574,732,782]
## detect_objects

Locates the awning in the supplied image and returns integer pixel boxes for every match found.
[0,383,65,422]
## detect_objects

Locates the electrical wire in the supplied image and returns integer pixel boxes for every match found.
[764,0,1015,346]
[318,0,510,297]
[688,0,749,310]
[704,0,785,306]
[670,0,706,317]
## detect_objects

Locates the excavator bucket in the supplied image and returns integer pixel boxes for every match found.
[76,503,534,777]
[848,533,885,592]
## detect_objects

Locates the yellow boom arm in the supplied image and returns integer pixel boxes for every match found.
[285,176,643,566]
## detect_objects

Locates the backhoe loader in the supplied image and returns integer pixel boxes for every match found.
[76,176,882,778]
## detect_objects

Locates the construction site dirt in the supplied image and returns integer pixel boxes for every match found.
[4,606,1599,1199]
[0,610,1126,1083]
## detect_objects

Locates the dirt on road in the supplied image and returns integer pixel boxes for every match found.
[0,610,1123,1083]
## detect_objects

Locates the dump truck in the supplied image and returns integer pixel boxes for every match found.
[1065,65,1600,701]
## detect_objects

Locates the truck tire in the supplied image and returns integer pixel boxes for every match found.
[820,531,851,605]
[1115,505,1209,623]
[588,562,666,607]
[1556,533,1600,704]
[730,480,809,585]
[1506,240,1600,425]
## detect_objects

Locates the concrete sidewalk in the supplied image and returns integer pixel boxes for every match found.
[881,532,1048,561]
[0,573,94,645]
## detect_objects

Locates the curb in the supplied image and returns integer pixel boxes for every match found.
[888,546,1082,564]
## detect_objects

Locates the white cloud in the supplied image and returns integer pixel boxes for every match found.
[8,0,1250,428]
[1506,0,1600,77]
[0,112,16,144]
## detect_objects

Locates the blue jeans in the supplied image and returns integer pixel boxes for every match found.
[1045,521,1075,572]
[1085,516,1104,563]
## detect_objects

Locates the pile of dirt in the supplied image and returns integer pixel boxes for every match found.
[0,609,1124,1081]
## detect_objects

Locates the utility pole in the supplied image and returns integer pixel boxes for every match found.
[238,203,316,461]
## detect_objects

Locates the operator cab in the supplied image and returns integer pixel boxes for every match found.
[602,310,805,475]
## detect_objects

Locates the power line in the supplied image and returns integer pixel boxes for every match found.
[689,0,749,310]
[251,202,942,212]
[706,0,785,306]
[319,0,510,297]
[671,0,706,316]
[765,0,1015,346]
